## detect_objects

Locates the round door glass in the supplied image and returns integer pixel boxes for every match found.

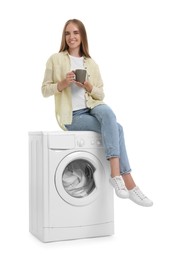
[62,159,96,198]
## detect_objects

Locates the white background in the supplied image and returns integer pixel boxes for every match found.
[0,0,172,259]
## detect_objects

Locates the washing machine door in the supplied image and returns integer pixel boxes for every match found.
[55,151,105,206]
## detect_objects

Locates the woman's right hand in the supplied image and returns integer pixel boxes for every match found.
[57,71,75,92]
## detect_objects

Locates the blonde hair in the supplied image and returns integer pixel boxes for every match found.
[59,19,91,58]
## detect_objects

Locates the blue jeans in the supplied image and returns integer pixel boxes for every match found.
[65,104,131,174]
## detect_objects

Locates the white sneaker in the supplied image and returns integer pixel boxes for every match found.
[110,176,129,199]
[129,186,153,207]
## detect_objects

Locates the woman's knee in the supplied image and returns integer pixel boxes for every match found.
[91,104,117,119]
[117,123,123,133]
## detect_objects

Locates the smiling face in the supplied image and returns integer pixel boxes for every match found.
[59,19,91,58]
[65,22,82,56]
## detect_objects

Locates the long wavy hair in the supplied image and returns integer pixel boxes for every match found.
[59,19,91,58]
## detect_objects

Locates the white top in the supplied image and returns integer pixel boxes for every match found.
[69,55,86,111]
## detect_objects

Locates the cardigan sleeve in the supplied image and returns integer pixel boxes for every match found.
[90,85,104,100]
[87,62,105,101]
[41,56,61,97]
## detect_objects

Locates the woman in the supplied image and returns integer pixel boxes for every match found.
[42,19,153,207]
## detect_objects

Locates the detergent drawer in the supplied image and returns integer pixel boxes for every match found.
[48,133,75,149]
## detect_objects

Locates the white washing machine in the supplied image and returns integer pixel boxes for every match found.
[29,131,114,242]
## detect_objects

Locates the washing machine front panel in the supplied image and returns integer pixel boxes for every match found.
[29,132,114,241]
[55,151,105,206]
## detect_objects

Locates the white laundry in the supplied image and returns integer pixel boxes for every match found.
[62,160,95,198]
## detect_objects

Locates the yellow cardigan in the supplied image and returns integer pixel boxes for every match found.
[42,51,104,129]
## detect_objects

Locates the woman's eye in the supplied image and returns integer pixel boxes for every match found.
[65,31,80,36]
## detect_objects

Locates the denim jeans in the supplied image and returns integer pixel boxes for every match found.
[65,104,131,174]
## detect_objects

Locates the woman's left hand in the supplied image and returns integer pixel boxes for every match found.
[75,81,93,93]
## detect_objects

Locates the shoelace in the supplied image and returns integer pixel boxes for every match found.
[133,188,147,200]
[115,177,126,190]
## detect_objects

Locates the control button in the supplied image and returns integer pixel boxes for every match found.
[77,138,85,147]
[97,140,102,146]
[91,139,95,145]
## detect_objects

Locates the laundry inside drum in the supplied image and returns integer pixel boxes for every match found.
[62,159,96,198]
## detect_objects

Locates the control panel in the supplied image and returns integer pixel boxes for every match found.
[75,134,103,148]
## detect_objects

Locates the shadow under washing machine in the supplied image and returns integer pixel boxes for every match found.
[29,131,114,242]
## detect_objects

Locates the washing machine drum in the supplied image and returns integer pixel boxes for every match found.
[55,152,105,206]
[62,159,96,198]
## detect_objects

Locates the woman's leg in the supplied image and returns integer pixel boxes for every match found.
[89,105,133,197]
[66,107,130,198]
[90,104,131,174]
[90,104,153,206]
[65,109,101,132]
[65,107,153,206]
[67,107,133,181]
[109,158,120,177]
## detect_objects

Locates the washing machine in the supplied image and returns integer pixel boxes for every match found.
[29,131,114,242]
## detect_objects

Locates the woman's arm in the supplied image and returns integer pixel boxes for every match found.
[87,63,105,101]
[41,57,61,97]
[42,56,76,96]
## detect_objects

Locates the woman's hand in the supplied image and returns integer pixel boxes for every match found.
[57,71,75,91]
[75,81,93,93]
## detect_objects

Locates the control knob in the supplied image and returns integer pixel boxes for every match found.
[77,138,85,147]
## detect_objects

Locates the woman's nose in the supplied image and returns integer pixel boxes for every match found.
[69,33,75,39]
